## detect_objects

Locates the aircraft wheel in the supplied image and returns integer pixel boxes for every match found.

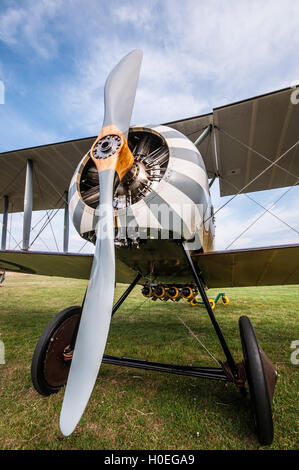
[222,295,230,305]
[208,298,215,309]
[31,306,81,396]
[239,315,274,445]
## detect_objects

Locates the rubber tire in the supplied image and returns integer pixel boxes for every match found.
[239,315,274,445]
[31,306,81,396]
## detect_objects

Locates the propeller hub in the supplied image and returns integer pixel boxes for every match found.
[94,135,121,159]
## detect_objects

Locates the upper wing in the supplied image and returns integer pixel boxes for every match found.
[167,87,299,196]
[1,87,298,213]
[0,136,95,213]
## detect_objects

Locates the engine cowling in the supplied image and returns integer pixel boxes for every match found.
[68,125,214,252]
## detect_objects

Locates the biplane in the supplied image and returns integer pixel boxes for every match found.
[1,50,299,445]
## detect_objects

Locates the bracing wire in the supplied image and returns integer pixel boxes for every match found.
[16,213,52,251]
[8,211,12,249]
[78,240,89,253]
[35,166,60,252]
[39,170,68,205]
[0,164,27,200]
[0,160,66,252]
[0,216,18,247]
[222,176,299,249]
[28,202,64,250]
[202,128,299,228]
[217,126,299,182]
[12,195,64,251]
[44,209,60,252]
[213,140,299,219]
[176,315,220,366]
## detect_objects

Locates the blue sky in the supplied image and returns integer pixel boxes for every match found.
[0,0,299,252]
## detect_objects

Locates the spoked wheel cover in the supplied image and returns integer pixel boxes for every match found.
[239,315,274,445]
[44,314,79,388]
[31,306,81,396]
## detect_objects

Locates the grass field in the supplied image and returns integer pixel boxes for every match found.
[0,272,298,450]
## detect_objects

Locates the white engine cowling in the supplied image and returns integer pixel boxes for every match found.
[68,125,214,252]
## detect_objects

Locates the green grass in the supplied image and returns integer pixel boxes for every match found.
[0,272,298,450]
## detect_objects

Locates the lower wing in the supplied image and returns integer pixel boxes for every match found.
[0,243,299,288]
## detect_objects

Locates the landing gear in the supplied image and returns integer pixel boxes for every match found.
[239,315,277,445]
[183,245,277,445]
[31,273,142,396]
[31,253,277,445]
[31,306,81,395]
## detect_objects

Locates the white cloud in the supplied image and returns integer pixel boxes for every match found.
[162,0,299,102]
[56,37,212,134]
[0,0,63,58]
[113,1,157,30]
[0,106,60,152]
[52,0,299,136]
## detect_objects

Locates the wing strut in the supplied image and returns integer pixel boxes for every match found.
[1,195,8,250]
[23,159,33,251]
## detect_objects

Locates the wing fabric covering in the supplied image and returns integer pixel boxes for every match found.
[0,250,137,284]
[167,87,299,195]
[192,244,299,287]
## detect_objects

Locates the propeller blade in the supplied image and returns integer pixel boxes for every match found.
[103,49,143,137]
[60,169,115,436]
[59,49,142,436]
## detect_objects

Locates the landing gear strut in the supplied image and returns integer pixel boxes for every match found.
[31,247,277,445]
[31,273,142,395]
[182,245,277,444]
